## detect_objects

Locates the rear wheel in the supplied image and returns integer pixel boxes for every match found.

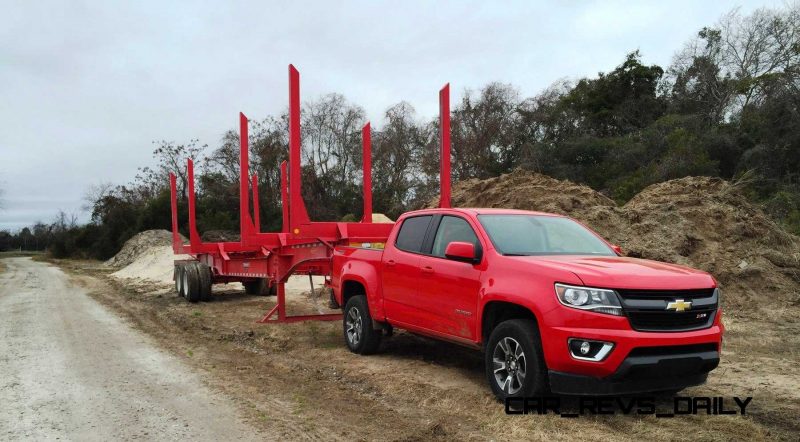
[485,319,548,401]
[195,263,213,302]
[343,295,381,354]
[174,264,185,297]
[183,263,201,303]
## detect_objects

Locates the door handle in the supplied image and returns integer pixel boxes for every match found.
[386,260,396,266]
[421,266,434,274]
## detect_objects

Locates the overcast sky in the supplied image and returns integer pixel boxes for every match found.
[0,0,787,231]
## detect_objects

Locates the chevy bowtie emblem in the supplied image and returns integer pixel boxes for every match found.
[666,299,692,312]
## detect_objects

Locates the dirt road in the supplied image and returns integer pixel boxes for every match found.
[0,257,262,441]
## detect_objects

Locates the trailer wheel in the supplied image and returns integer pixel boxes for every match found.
[174,264,185,297]
[244,279,272,296]
[485,319,548,401]
[183,263,201,303]
[195,263,213,302]
[343,295,381,354]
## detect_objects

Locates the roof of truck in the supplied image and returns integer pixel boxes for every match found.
[404,207,564,217]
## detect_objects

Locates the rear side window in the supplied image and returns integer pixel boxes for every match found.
[395,215,432,253]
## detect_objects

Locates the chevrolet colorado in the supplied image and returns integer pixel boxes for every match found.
[331,208,723,399]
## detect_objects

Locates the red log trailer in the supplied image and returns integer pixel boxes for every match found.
[169,64,452,323]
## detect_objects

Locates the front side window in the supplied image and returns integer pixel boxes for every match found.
[431,216,479,257]
[478,214,614,256]
[395,215,432,253]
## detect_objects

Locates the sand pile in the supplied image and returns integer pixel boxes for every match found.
[105,229,190,284]
[437,170,800,309]
[104,230,177,268]
[111,245,191,284]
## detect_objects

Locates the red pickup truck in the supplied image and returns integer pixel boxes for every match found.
[331,208,723,399]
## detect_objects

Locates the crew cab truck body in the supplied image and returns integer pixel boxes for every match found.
[331,208,724,399]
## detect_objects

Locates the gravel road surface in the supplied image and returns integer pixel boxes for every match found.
[0,257,261,441]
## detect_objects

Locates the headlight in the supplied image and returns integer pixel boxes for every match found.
[555,283,623,316]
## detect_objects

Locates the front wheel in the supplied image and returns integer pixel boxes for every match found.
[485,319,548,401]
[343,295,382,354]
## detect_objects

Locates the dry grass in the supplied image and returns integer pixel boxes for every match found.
[49,259,800,442]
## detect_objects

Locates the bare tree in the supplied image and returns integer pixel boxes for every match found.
[669,4,800,118]
[137,139,206,199]
[82,182,114,213]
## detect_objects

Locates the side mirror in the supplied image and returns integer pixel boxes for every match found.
[611,245,622,255]
[445,241,477,263]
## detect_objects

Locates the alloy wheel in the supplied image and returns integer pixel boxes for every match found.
[492,336,527,394]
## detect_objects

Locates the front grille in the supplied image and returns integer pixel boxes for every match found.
[615,288,715,300]
[626,308,716,331]
[616,288,718,332]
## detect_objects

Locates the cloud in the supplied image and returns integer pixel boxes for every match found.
[0,0,784,230]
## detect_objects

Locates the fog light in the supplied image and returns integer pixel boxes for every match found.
[568,338,614,362]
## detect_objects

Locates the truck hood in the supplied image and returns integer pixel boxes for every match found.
[513,255,716,290]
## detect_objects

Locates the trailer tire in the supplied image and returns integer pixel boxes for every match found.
[244,278,272,296]
[183,263,201,303]
[485,319,548,401]
[174,264,185,297]
[195,263,213,302]
[343,295,381,355]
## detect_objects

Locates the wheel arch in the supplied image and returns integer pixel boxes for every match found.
[480,300,541,348]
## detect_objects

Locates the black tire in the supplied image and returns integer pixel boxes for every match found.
[195,263,213,302]
[243,278,273,296]
[343,295,381,354]
[485,319,548,401]
[242,278,267,296]
[174,264,185,297]
[183,263,201,303]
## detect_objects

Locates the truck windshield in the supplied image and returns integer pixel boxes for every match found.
[477,214,615,256]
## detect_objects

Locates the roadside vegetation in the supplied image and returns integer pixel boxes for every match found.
[1,4,798,258]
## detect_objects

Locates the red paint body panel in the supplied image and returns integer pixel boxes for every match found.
[331,207,724,379]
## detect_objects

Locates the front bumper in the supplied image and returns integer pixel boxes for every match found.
[548,343,719,395]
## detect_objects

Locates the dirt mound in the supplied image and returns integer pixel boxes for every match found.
[437,170,630,244]
[623,177,800,307]
[437,171,800,310]
[104,230,177,268]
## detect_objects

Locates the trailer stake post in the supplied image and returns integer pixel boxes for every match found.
[187,159,201,247]
[288,65,311,231]
[280,160,289,233]
[362,122,372,223]
[239,113,254,241]
[169,173,182,253]
[439,84,451,209]
[251,173,260,234]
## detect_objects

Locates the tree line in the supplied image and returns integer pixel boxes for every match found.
[1,5,798,258]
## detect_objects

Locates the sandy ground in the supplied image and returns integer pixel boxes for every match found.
[0,257,264,441]
[4,256,799,441]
